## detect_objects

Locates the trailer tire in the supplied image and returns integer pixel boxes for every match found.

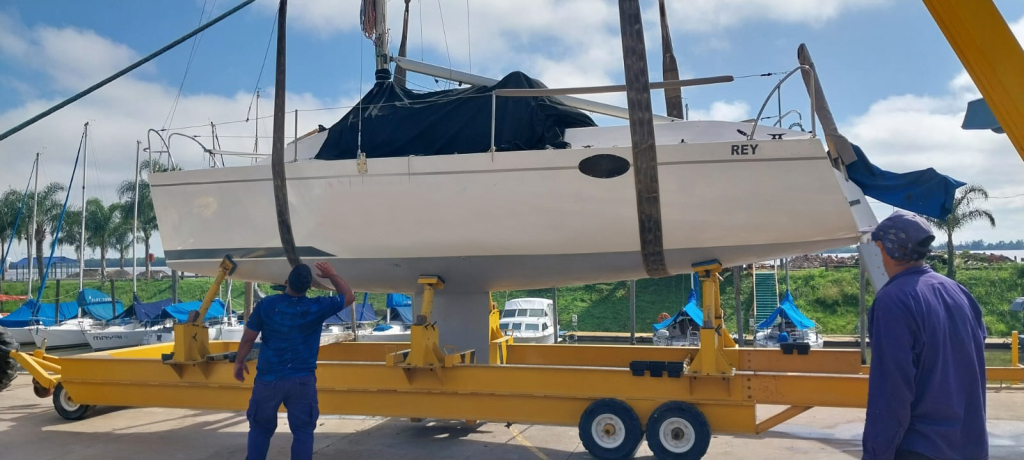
[0,328,19,392]
[645,401,711,460]
[53,383,93,420]
[578,398,643,460]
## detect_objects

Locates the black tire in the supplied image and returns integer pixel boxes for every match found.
[645,401,711,460]
[578,398,643,460]
[0,328,19,392]
[53,383,93,420]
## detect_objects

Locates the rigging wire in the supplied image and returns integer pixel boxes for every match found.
[163,0,216,130]
[466,0,471,74]
[436,0,452,89]
[419,0,424,60]
[246,10,279,122]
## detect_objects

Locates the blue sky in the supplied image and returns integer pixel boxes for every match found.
[2,0,1024,261]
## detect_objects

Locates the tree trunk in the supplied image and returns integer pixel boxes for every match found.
[34,230,45,282]
[144,237,152,280]
[99,247,107,283]
[118,252,125,270]
[946,232,955,280]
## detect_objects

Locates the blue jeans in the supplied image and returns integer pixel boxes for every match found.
[246,375,319,460]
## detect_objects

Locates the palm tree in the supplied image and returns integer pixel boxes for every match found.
[0,188,25,293]
[117,159,179,279]
[23,182,67,282]
[925,184,996,280]
[85,198,118,282]
[108,204,132,270]
[60,207,83,273]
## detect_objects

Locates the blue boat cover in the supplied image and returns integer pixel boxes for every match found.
[0,299,79,327]
[385,294,414,324]
[756,291,816,330]
[653,291,703,332]
[962,98,1004,134]
[115,294,174,323]
[844,144,965,220]
[315,69,596,161]
[160,299,226,322]
[76,289,124,321]
[326,302,377,323]
[386,293,412,309]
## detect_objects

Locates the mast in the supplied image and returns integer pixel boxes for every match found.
[133,140,140,293]
[27,152,39,297]
[79,123,88,300]
[375,0,389,70]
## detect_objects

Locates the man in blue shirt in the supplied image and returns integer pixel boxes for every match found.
[233,261,354,460]
[863,211,988,460]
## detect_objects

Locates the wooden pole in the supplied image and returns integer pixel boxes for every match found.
[860,263,868,364]
[618,0,668,278]
[629,280,636,345]
[551,287,559,344]
[171,269,179,304]
[734,266,744,346]
[243,281,254,321]
[110,279,117,319]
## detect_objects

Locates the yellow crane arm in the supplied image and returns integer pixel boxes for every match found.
[923,0,1024,161]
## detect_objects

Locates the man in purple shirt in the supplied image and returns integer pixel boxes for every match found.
[863,211,988,460]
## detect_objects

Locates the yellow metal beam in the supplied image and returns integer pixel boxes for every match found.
[749,373,868,408]
[923,0,1024,159]
[756,406,812,434]
[12,352,60,389]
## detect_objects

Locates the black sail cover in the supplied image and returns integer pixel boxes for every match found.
[315,69,597,160]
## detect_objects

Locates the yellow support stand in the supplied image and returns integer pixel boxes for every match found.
[688,261,737,376]
[167,255,237,367]
[387,276,477,373]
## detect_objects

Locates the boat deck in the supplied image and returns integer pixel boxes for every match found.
[3,378,1023,459]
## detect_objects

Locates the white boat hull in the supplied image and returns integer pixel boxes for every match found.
[505,332,556,344]
[32,321,92,349]
[357,329,411,342]
[84,326,152,351]
[151,132,874,294]
[754,330,824,349]
[5,327,35,344]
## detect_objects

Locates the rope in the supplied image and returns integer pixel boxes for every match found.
[360,0,377,40]
[436,0,452,89]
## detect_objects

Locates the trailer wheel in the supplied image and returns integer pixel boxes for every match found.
[0,328,19,392]
[53,383,93,420]
[578,399,643,460]
[645,401,711,460]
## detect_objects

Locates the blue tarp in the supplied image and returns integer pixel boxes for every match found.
[160,299,226,322]
[0,300,79,327]
[844,144,965,220]
[962,98,1004,134]
[756,291,816,330]
[386,294,414,325]
[326,302,377,323]
[77,289,124,321]
[653,291,703,332]
[115,294,174,323]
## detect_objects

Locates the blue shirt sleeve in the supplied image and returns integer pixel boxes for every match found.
[246,299,264,333]
[316,295,347,323]
[862,292,918,460]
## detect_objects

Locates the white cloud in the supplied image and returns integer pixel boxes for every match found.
[0,13,355,261]
[658,0,889,33]
[687,100,750,122]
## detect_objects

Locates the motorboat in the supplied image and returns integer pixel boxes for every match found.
[498,298,556,344]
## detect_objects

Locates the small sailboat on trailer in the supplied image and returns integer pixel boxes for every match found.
[653,280,703,347]
[754,291,824,349]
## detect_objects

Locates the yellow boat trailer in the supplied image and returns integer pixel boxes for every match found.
[4,257,1024,460]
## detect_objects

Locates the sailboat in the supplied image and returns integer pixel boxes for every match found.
[84,295,172,351]
[33,289,123,349]
[753,290,824,349]
[653,282,703,347]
